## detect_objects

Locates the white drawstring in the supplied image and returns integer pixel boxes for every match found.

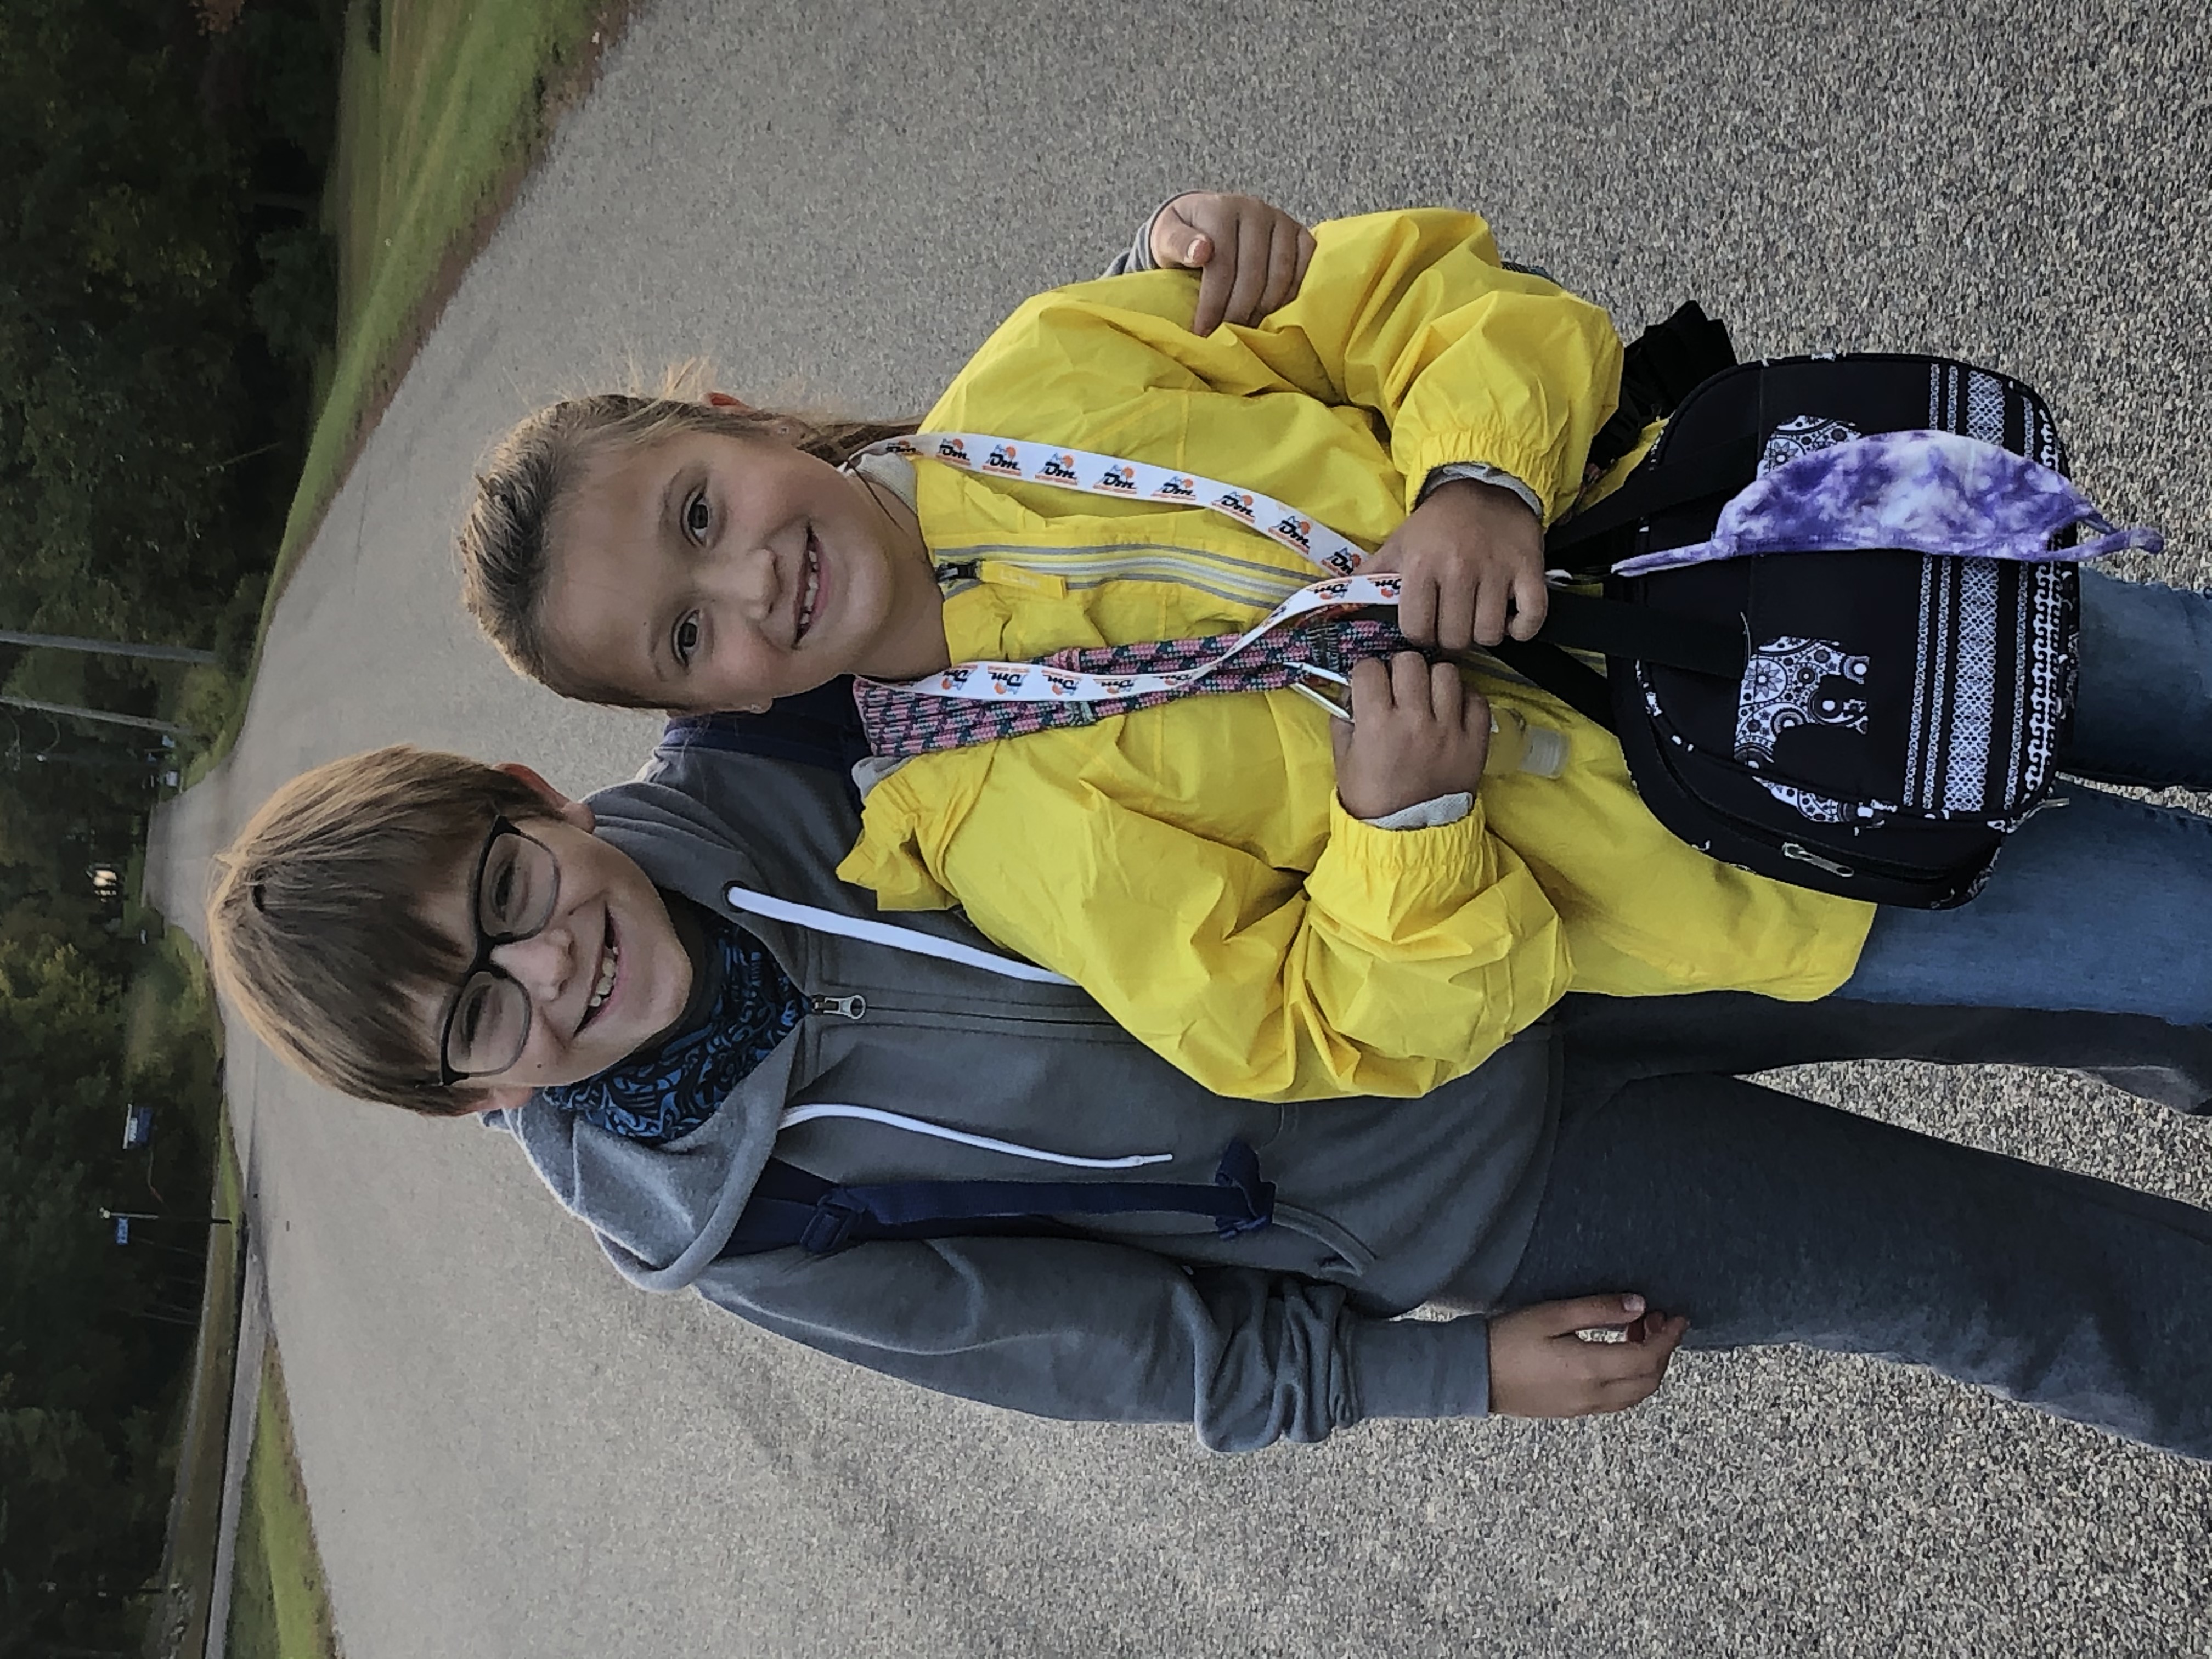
[724,884,1076,986]
[777,1103,1170,1169]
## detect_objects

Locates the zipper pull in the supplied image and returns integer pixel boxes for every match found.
[807,994,866,1020]
[935,558,979,585]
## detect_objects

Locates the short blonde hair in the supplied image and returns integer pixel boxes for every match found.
[207,746,548,1113]
[456,391,915,708]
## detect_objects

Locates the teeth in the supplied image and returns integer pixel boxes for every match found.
[798,543,820,638]
[586,941,619,1012]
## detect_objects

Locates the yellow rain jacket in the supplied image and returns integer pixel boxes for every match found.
[837,210,1875,1102]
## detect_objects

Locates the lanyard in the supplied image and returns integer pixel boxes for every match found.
[854,432,1396,706]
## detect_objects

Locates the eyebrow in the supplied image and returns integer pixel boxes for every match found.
[642,468,692,687]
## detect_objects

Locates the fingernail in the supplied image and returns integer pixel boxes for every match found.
[1189,239,1205,261]
[1622,1294,1645,1316]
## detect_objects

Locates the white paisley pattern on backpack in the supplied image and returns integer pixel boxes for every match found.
[1734,636,1871,765]
[1758,414,1861,476]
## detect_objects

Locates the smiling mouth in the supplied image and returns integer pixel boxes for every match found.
[582,912,620,1028]
[795,531,821,644]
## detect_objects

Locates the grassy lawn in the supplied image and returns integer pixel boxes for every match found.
[189,0,628,778]
[224,1347,341,1659]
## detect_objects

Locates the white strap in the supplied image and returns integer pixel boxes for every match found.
[858,432,1408,707]
[723,884,1076,986]
[867,431,1370,577]
[777,1103,1170,1169]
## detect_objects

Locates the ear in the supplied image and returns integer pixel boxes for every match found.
[495,761,596,832]
[706,391,757,412]
[457,1082,537,1116]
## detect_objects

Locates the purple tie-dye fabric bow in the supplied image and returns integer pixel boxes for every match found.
[1612,430,2163,577]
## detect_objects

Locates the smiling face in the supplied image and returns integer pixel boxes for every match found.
[537,428,947,712]
[415,794,695,1109]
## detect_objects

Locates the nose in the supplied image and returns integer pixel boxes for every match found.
[700,532,783,623]
[489,924,579,1006]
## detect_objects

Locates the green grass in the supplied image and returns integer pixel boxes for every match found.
[224,1348,340,1659]
[122,925,224,1081]
[188,0,625,781]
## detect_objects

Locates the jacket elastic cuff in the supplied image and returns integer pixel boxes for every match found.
[1327,791,1491,872]
[1403,432,1560,523]
[1346,1312,1493,1420]
[1419,461,1543,521]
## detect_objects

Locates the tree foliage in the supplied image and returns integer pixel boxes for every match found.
[0,0,339,655]
[0,1,342,1647]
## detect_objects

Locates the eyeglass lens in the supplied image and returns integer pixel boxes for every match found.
[444,830,561,1078]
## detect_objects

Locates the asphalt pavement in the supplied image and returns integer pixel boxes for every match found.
[146,2,2212,1653]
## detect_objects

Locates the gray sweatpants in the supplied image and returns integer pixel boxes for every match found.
[1498,994,2212,1460]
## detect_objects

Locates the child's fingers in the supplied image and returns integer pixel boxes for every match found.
[1221,210,1274,328]
[1346,654,1397,718]
[1396,563,1439,645]
[1472,565,1515,647]
[1537,1292,1647,1336]
[1257,213,1306,315]
[1149,201,1201,269]
[1430,567,1479,653]
[1588,1316,1690,1408]
[1387,650,1435,712]
[1192,246,1237,335]
[1427,659,1465,725]
[1508,562,1551,641]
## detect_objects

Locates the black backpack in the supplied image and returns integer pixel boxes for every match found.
[1511,348,2082,909]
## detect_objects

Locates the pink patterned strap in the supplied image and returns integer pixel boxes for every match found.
[855,617,1402,758]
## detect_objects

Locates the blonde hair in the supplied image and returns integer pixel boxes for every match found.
[457,385,915,707]
[207,746,548,1114]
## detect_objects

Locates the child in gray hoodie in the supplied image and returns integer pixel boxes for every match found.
[204,725,2212,1457]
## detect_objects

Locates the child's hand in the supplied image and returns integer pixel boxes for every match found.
[1368,478,1549,649]
[1329,652,1492,820]
[1487,1294,1690,1418]
[1149,192,1316,335]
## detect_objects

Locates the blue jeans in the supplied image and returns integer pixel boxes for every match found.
[1841,569,2212,1025]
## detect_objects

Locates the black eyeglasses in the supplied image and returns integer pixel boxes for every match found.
[428,816,562,1087]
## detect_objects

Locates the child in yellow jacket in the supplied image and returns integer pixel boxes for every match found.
[454,196,2209,1102]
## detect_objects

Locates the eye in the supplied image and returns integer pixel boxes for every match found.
[673,611,702,668]
[682,491,712,543]
[454,977,493,1051]
[479,839,535,932]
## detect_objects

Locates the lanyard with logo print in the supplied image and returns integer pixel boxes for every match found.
[849,432,1401,717]
[864,432,1376,579]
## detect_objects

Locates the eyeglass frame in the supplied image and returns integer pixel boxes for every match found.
[423,814,562,1090]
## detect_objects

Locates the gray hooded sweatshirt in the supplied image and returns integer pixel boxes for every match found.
[495,732,1558,1452]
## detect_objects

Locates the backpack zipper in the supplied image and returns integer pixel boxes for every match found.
[808,994,867,1020]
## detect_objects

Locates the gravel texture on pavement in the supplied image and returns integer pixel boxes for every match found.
[149,2,2212,1653]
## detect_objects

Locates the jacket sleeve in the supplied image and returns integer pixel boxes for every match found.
[971,207,1623,523]
[693,1232,1494,1453]
[843,769,1573,1102]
